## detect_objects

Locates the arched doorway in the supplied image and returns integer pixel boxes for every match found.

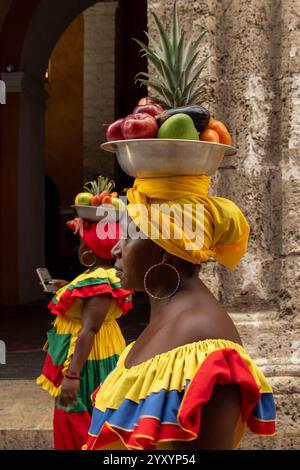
[0,0,147,304]
[19,0,109,304]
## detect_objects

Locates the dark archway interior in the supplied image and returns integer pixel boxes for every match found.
[0,0,150,366]
[17,0,148,282]
[0,1,148,299]
[115,0,148,190]
[18,0,104,298]
[45,174,60,274]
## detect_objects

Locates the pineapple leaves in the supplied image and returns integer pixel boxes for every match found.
[133,37,176,92]
[152,12,174,67]
[132,38,164,75]
[188,88,207,105]
[136,77,174,105]
[183,31,207,71]
[189,55,210,84]
[133,2,209,107]
[84,180,98,196]
[143,31,163,56]
[171,1,181,54]
[174,31,185,89]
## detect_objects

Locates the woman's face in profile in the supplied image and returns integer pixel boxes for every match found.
[111,221,162,291]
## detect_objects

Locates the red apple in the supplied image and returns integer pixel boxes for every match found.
[133,103,164,117]
[106,118,124,141]
[138,97,157,106]
[121,113,158,139]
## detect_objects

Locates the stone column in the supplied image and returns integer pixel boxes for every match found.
[83,1,118,180]
[0,71,46,304]
[211,0,282,312]
[279,1,300,317]
[147,0,300,449]
[19,73,46,303]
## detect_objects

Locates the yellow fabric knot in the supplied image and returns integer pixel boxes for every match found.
[126,175,250,269]
[129,175,211,199]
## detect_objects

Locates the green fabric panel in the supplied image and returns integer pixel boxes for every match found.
[68,277,121,291]
[51,278,124,305]
[46,328,72,366]
[55,354,119,414]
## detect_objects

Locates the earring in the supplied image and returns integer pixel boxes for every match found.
[80,250,96,267]
[144,263,181,300]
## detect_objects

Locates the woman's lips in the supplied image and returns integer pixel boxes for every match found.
[114,265,123,276]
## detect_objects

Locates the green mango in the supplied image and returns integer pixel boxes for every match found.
[157,113,199,140]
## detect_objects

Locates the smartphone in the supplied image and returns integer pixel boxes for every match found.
[36,268,57,293]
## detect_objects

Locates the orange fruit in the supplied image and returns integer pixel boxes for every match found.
[207,119,232,145]
[199,128,220,143]
[102,195,112,204]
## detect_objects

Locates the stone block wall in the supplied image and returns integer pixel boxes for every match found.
[83,1,117,180]
[147,0,300,449]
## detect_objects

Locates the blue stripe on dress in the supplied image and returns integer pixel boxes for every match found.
[89,388,185,435]
[251,393,276,421]
[89,385,276,436]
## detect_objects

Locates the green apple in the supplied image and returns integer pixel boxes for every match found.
[74,192,93,206]
[111,197,126,211]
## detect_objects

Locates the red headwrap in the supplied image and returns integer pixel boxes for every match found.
[67,218,120,260]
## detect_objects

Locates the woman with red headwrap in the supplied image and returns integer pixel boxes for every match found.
[36,219,133,450]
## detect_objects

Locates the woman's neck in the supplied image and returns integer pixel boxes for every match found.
[148,274,204,324]
[88,260,112,271]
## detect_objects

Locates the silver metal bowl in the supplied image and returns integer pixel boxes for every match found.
[101,139,236,178]
[72,205,121,222]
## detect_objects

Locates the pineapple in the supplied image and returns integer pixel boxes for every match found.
[83,176,115,196]
[134,1,209,109]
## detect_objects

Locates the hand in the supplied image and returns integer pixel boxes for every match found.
[50,279,69,289]
[59,377,80,407]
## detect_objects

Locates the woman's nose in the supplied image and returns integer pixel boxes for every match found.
[111,239,122,259]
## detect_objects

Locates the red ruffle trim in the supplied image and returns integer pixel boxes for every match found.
[48,283,132,317]
[178,348,261,433]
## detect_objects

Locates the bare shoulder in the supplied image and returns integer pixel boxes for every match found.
[170,303,242,346]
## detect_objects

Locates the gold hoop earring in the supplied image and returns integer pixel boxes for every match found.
[80,250,96,267]
[144,263,181,300]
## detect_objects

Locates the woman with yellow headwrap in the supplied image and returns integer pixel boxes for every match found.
[84,175,276,450]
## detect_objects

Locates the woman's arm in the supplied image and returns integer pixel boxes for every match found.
[59,294,111,407]
[50,279,69,289]
[172,384,241,450]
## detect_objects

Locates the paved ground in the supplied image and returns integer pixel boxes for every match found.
[0,380,54,450]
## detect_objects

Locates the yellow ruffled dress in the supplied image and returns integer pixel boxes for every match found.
[37,267,133,416]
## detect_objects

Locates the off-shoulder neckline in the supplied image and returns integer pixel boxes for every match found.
[122,338,245,371]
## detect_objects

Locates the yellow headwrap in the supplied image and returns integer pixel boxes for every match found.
[126,175,250,269]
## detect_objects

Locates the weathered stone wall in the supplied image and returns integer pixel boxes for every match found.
[147,0,300,449]
[83,1,117,180]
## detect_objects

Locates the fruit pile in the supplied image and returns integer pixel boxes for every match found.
[105,3,232,147]
[74,176,125,211]
[106,99,231,145]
